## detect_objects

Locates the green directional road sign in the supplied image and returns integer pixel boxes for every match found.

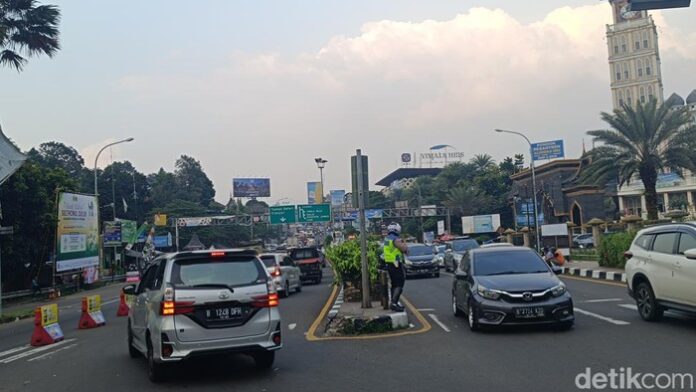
[270,205,297,225]
[297,204,331,223]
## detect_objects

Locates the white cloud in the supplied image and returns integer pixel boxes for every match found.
[81,138,129,170]
[114,3,695,203]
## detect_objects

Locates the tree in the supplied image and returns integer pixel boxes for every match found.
[27,142,84,176]
[96,161,149,222]
[583,99,696,220]
[0,0,61,71]
[471,154,495,173]
[148,168,177,208]
[443,184,492,216]
[174,155,215,206]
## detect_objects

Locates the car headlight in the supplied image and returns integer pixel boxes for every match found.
[404,258,413,266]
[476,285,502,300]
[551,283,567,297]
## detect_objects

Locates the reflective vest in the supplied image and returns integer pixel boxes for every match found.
[383,239,403,264]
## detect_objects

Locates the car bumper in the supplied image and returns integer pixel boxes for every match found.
[154,316,282,363]
[473,294,574,326]
[405,264,438,276]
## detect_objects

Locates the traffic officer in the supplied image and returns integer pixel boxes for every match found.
[383,223,409,312]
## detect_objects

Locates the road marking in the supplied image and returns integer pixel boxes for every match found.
[0,339,76,364]
[619,304,638,311]
[428,314,451,332]
[101,298,120,306]
[560,275,626,288]
[0,345,31,358]
[417,308,436,312]
[27,343,77,362]
[288,323,297,330]
[574,307,630,326]
[584,298,623,303]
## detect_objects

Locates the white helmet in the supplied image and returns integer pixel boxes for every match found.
[387,223,401,234]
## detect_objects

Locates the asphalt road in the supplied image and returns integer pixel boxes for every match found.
[1,269,695,391]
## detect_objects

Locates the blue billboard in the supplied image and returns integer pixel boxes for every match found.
[233,178,271,198]
[516,199,544,227]
[531,140,564,161]
[330,190,346,206]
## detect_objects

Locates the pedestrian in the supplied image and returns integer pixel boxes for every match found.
[31,276,41,297]
[383,223,409,312]
[544,247,555,267]
[553,248,566,266]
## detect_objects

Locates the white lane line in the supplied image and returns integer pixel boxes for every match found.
[288,323,297,331]
[428,314,451,332]
[0,345,31,358]
[101,298,120,306]
[27,343,77,362]
[619,304,638,311]
[0,339,77,364]
[574,307,630,326]
[584,298,623,303]
[417,308,436,312]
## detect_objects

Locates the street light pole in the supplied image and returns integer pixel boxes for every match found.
[94,138,134,277]
[495,129,541,252]
[314,158,327,203]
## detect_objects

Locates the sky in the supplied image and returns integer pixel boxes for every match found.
[1,1,695,205]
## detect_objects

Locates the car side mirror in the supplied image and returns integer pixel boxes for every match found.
[685,249,696,260]
[122,284,136,295]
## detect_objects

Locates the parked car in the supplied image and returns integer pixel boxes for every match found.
[625,223,696,321]
[480,243,514,249]
[451,247,574,331]
[123,249,282,382]
[260,253,302,297]
[404,244,440,278]
[572,233,594,248]
[289,247,323,284]
[433,245,447,268]
[444,238,480,272]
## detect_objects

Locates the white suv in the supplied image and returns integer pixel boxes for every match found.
[124,249,282,382]
[625,223,696,321]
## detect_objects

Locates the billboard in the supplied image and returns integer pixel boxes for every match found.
[120,220,137,245]
[233,178,271,198]
[307,182,323,204]
[462,214,501,234]
[56,192,99,272]
[531,140,565,161]
[542,223,569,237]
[516,199,544,227]
[330,190,346,206]
[103,221,122,246]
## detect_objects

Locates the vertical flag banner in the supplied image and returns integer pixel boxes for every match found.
[56,192,99,272]
[307,182,322,204]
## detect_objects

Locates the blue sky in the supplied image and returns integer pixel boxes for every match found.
[1,1,695,204]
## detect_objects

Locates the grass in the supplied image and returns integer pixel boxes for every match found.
[0,308,35,324]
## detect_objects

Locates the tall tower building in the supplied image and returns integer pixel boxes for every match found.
[606,0,664,110]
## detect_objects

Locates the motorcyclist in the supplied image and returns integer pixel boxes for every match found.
[383,223,409,312]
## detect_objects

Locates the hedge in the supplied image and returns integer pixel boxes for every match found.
[324,240,380,285]
[597,231,637,269]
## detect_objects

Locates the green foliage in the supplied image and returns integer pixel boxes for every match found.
[597,231,637,268]
[325,240,380,284]
[570,248,600,262]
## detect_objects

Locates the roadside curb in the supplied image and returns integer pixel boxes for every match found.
[561,266,626,283]
[327,286,344,319]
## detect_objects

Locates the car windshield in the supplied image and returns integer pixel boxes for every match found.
[290,249,319,259]
[171,256,266,288]
[260,256,277,268]
[452,240,479,252]
[409,245,434,256]
[473,251,549,276]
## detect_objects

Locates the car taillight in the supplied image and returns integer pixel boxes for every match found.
[624,251,633,260]
[160,300,196,316]
[272,266,281,277]
[253,293,279,308]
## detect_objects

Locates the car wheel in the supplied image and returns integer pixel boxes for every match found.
[635,282,664,322]
[281,281,290,298]
[128,323,139,359]
[434,272,440,278]
[252,351,275,370]
[452,294,464,317]
[467,303,480,332]
[146,337,167,383]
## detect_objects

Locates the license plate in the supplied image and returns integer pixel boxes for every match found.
[206,307,242,321]
[515,307,545,319]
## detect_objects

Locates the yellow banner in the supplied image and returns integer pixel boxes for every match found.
[86,295,101,313]
[154,214,167,227]
[40,304,59,327]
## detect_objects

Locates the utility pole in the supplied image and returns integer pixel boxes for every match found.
[355,149,371,309]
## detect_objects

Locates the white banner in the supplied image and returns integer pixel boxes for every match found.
[176,217,212,227]
[0,125,27,185]
[437,220,445,235]
[541,223,569,237]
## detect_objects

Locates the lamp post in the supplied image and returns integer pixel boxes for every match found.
[314,158,327,203]
[94,138,134,276]
[495,129,541,251]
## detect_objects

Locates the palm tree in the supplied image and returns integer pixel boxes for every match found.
[471,154,495,173]
[443,184,492,217]
[1,0,61,71]
[583,99,696,220]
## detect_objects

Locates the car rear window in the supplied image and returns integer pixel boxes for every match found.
[409,245,434,256]
[452,240,479,252]
[290,249,319,259]
[170,256,266,288]
[473,250,549,276]
[634,234,654,250]
[260,256,277,268]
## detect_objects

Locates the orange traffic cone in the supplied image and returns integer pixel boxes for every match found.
[116,292,129,317]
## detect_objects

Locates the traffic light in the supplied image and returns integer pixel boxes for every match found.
[629,0,691,11]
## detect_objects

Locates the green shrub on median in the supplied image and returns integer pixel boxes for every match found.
[597,231,637,269]
[324,240,380,285]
